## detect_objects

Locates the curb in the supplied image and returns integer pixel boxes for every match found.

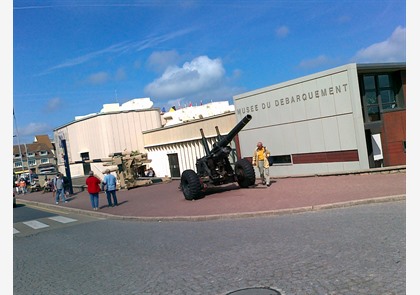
[17,194,406,222]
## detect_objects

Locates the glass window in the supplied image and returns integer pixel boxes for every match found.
[378,74,390,87]
[28,159,36,166]
[40,151,48,156]
[360,72,401,122]
[80,152,90,161]
[362,76,380,122]
[271,155,292,165]
[368,106,380,121]
[363,75,376,90]
[41,158,49,164]
[27,152,35,157]
[381,90,397,109]
[366,91,378,104]
[14,162,23,168]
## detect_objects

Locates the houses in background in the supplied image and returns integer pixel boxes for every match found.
[13,135,57,181]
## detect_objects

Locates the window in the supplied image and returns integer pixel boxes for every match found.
[14,154,21,159]
[41,158,49,164]
[14,162,23,168]
[28,159,36,166]
[80,152,90,161]
[378,74,397,110]
[39,151,48,156]
[271,155,292,165]
[80,152,91,175]
[360,72,403,123]
[27,152,35,157]
[363,75,380,121]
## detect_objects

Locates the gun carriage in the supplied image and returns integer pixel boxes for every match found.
[180,114,255,200]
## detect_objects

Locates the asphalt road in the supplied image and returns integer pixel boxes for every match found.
[14,200,406,295]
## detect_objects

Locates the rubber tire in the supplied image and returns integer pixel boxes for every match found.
[235,158,256,188]
[181,169,202,200]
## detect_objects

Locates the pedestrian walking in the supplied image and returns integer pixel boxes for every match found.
[85,171,101,211]
[53,173,68,204]
[252,141,271,187]
[102,169,119,207]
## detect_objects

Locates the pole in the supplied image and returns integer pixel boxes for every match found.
[24,143,32,183]
[60,138,74,195]
[13,109,24,174]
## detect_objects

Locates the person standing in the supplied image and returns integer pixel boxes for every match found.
[102,169,119,207]
[85,171,101,211]
[252,141,271,187]
[50,177,57,199]
[19,178,27,194]
[53,173,68,204]
[146,167,155,177]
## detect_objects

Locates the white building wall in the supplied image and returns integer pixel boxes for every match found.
[54,108,162,177]
[143,112,238,177]
[146,137,221,178]
[234,63,369,176]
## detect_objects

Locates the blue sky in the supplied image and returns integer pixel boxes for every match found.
[11,0,406,144]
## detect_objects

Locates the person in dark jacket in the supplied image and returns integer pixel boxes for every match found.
[85,171,101,211]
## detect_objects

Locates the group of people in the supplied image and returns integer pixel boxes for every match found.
[14,173,41,194]
[52,142,270,212]
[14,178,28,194]
[85,169,119,211]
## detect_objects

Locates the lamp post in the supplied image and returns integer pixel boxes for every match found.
[13,110,25,175]
[24,143,32,183]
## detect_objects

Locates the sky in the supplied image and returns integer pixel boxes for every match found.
[3,1,416,291]
[11,0,407,144]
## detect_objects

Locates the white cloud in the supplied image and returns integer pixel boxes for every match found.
[276,25,289,38]
[352,26,406,63]
[46,97,64,112]
[145,55,225,99]
[115,68,127,81]
[19,122,51,137]
[87,71,110,85]
[39,28,195,75]
[337,15,351,24]
[147,50,181,73]
[298,55,329,69]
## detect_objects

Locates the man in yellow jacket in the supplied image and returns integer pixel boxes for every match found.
[252,141,271,187]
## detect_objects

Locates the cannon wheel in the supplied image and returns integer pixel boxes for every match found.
[235,159,256,188]
[181,169,202,200]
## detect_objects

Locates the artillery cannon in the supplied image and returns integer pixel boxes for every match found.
[74,151,170,190]
[180,114,255,200]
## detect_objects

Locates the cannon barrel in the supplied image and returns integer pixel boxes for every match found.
[212,114,252,151]
[200,128,211,156]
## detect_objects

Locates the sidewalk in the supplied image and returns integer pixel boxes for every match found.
[15,168,406,221]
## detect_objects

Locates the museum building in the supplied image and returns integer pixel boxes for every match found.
[53,62,405,180]
[234,63,406,176]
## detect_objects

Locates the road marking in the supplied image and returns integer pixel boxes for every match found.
[48,216,77,223]
[14,215,81,235]
[22,220,50,229]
